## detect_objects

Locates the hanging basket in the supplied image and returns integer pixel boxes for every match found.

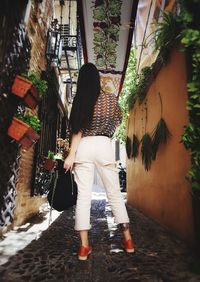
[11,75,40,109]
[43,159,56,171]
[7,117,40,149]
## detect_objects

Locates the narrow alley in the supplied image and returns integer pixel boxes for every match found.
[0,1,200,281]
[0,186,200,282]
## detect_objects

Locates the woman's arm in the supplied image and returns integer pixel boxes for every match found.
[63,131,82,171]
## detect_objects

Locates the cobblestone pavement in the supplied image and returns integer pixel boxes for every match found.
[0,191,200,282]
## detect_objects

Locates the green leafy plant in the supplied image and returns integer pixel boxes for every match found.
[126,65,154,110]
[151,93,171,160]
[180,4,200,244]
[141,133,153,171]
[178,0,200,192]
[114,116,127,143]
[124,11,182,111]
[47,150,55,160]
[154,11,182,65]
[152,118,171,160]
[136,66,152,104]
[16,112,41,133]
[21,72,48,97]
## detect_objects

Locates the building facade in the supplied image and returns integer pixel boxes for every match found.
[0,0,81,233]
[126,0,195,244]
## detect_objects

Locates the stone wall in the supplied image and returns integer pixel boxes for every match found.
[27,0,53,72]
[13,0,54,226]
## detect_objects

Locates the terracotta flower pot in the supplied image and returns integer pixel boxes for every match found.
[43,159,56,171]
[7,117,40,149]
[11,75,40,109]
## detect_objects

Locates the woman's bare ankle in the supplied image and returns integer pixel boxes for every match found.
[79,230,89,246]
[120,223,132,241]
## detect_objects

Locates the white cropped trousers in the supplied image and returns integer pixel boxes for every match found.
[73,136,130,231]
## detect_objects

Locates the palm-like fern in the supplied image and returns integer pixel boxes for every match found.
[154,12,181,52]
[125,136,132,159]
[141,133,153,171]
[154,12,182,65]
[152,118,171,160]
[132,134,139,160]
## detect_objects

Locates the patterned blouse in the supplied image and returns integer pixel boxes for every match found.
[82,91,122,138]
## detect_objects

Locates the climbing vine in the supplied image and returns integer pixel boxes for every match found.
[178,1,200,191]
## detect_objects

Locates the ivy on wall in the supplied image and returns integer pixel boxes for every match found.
[178,1,200,192]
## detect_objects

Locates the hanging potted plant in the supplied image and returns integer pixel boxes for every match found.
[11,72,48,109]
[43,150,57,171]
[7,112,41,149]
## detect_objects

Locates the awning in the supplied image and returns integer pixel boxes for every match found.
[78,0,138,96]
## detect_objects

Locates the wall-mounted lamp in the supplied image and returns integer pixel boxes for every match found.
[46,30,63,66]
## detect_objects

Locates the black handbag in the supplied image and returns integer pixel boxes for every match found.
[47,160,77,212]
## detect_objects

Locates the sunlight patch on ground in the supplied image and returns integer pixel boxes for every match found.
[92,184,106,200]
[0,203,61,265]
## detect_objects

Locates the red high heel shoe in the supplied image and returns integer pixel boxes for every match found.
[121,239,135,253]
[78,245,92,260]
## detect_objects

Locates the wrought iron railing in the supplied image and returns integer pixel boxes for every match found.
[31,70,67,196]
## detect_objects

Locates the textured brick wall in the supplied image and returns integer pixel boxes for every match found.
[28,0,53,72]
[13,0,53,226]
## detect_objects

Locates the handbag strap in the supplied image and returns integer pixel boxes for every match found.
[70,170,75,195]
[48,170,59,226]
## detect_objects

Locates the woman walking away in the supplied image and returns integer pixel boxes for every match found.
[64,63,135,260]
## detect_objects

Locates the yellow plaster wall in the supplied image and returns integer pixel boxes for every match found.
[127,46,194,244]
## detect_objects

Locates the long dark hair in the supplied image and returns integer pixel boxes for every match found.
[69,63,101,134]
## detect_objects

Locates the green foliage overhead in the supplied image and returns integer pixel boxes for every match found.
[124,10,182,112]
[114,48,137,143]
[154,11,181,63]
[135,66,152,105]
